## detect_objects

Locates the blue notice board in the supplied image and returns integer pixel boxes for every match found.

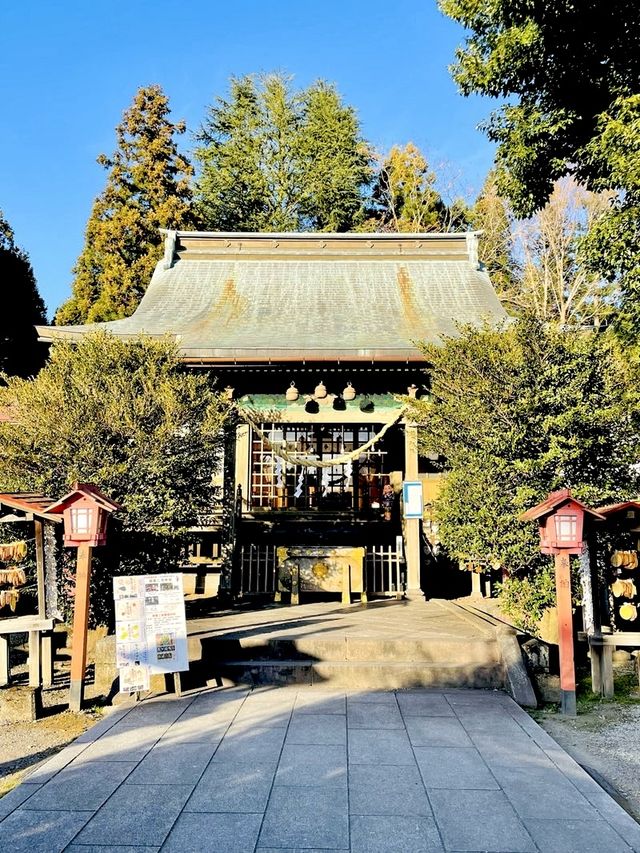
[403,481,423,519]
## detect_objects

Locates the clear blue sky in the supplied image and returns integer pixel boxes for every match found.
[1,0,496,318]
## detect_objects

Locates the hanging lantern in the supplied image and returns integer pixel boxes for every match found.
[285,382,299,402]
[314,380,327,399]
[343,382,356,401]
[407,384,419,398]
[359,396,374,413]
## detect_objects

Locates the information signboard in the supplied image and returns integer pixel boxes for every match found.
[113,573,188,693]
[402,481,424,519]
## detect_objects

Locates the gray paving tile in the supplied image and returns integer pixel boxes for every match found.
[349,763,432,816]
[66,847,159,852]
[73,723,168,763]
[126,742,215,785]
[350,814,444,853]
[116,697,193,726]
[405,715,473,747]
[470,730,553,769]
[583,788,640,850]
[157,713,228,745]
[161,811,263,852]
[212,725,286,766]
[0,808,91,853]
[230,702,293,728]
[295,691,346,715]
[24,743,89,783]
[259,785,349,849]
[0,782,41,817]
[21,760,137,811]
[396,692,454,717]
[523,818,632,852]
[185,762,275,812]
[499,770,605,821]
[178,694,246,722]
[257,849,340,852]
[286,712,346,745]
[347,701,403,729]
[348,728,415,766]
[74,707,135,742]
[444,689,509,706]
[454,708,528,735]
[73,783,193,847]
[414,746,499,790]
[429,788,536,852]
[275,743,347,787]
[347,690,397,705]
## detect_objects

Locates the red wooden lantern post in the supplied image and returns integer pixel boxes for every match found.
[521,489,604,716]
[46,483,121,711]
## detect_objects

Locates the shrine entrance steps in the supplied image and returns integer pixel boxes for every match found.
[184,599,536,703]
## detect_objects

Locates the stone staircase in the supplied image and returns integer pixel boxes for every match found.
[185,599,512,692]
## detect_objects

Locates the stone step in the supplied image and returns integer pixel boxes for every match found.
[212,658,506,689]
[188,635,502,665]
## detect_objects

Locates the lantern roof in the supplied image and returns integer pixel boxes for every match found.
[519,488,605,522]
[593,500,640,517]
[45,482,122,516]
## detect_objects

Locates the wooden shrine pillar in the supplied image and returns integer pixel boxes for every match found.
[404,423,423,600]
[218,416,239,601]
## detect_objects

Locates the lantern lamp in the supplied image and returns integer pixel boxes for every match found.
[520,489,603,555]
[46,482,121,547]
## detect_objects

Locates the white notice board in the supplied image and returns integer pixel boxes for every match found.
[402,481,424,519]
[113,573,188,693]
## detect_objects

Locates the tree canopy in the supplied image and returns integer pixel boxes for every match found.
[440,0,640,216]
[194,73,372,232]
[0,333,229,622]
[56,85,193,325]
[0,209,47,378]
[361,143,468,232]
[408,317,638,572]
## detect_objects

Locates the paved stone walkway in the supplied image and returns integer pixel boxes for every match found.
[1,686,639,852]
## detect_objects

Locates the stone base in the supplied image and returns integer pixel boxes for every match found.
[0,686,41,722]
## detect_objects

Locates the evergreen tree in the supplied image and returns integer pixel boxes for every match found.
[0,209,47,378]
[362,144,470,232]
[408,318,637,575]
[56,85,193,325]
[194,73,372,232]
[0,333,229,623]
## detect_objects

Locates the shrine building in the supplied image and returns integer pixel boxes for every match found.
[38,231,507,603]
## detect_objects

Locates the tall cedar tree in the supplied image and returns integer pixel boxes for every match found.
[0,210,47,377]
[0,333,229,623]
[408,318,638,573]
[440,1,640,335]
[195,74,372,232]
[56,86,193,325]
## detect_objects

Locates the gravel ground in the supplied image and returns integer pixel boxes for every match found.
[0,647,106,796]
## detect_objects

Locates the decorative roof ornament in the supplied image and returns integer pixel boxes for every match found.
[162,230,177,270]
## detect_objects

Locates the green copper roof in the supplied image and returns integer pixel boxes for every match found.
[39,231,508,362]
